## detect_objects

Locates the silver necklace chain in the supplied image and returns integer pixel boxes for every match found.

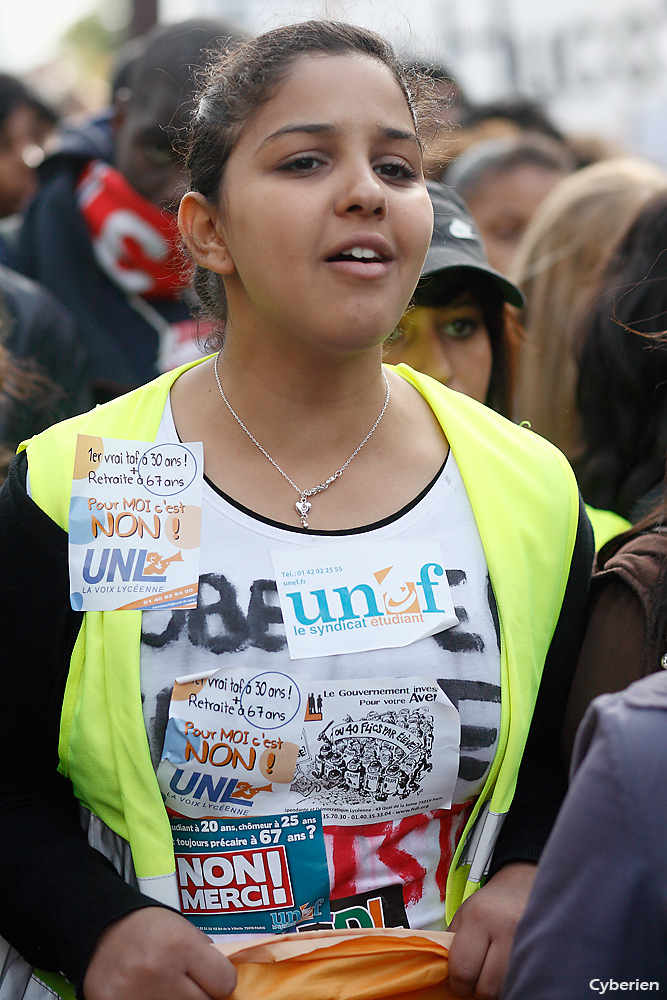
[213,352,390,529]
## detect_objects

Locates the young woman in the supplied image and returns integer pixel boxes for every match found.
[575,190,667,521]
[0,22,592,1000]
[512,158,667,462]
[442,133,574,277]
[386,180,522,417]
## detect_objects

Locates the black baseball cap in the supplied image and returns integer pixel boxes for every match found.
[414,180,525,308]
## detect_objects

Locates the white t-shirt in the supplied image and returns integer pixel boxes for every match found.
[140,400,500,929]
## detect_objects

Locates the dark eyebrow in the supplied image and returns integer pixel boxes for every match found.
[261,123,420,147]
[380,127,420,146]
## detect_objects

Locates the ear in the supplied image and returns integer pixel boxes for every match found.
[178,191,236,275]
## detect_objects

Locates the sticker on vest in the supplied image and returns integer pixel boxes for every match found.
[271,538,459,660]
[287,675,460,824]
[296,883,410,933]
[171,811,330,936]
[68,434,203,612]
[157,667,305,819]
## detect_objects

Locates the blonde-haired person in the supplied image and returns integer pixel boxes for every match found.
[512,158,667,461]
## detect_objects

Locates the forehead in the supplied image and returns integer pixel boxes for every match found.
[240,53,416,146]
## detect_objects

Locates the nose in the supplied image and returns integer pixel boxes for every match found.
[334,159,387,219]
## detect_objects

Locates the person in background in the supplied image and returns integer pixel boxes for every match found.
[0,73,57,222]
[504,341,667,993]
[0,339,56,483]
[425,96,568,178]
[0,74,57,265]
[10,19,244,404]
[388,181,623,548]
[0,79,89,446]
[452,99,625,170]
[406,60,469,128]
[386,181,523,418]
[443,133,575,276]
[574,190,667,522]
[513,158,667,463]
[562,483,667,765]
[459,98,567,146]
[502,671,667,1000]
[0,263,90,454]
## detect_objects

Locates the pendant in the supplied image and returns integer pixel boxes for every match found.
[295,497,312,529]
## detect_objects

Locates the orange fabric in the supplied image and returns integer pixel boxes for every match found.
[216,928,456,1000]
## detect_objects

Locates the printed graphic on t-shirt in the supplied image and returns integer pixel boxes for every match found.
[141,568,500,802]
[140,425,501,929]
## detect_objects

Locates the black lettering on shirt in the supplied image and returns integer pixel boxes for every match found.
[437,679,501,782]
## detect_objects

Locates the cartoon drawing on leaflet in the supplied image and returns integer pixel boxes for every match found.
[291,707,434,807]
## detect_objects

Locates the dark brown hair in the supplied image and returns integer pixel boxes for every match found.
[575,190,667,519]
[183,20,435,341]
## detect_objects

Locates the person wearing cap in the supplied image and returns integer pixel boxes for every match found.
[388,182,627,549]
[386,181,523,417]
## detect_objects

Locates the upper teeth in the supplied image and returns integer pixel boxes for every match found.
[346,247,380,259]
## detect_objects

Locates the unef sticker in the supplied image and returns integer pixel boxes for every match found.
[158,667,304,820]
[172,811,330,935]
[271,539,458,659]
[68,434,203,611]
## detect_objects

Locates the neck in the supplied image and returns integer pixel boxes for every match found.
[169,323,449,532]
[217,320,389,442]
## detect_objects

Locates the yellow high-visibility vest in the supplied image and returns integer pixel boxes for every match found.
[17,360,579,997]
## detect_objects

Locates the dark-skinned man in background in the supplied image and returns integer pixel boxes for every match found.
[9,19,244,404]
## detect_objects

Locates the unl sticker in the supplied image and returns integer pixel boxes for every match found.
[158,667,304,820]
[68,434,203,611]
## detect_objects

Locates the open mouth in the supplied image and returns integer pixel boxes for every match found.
[327,246,387,263]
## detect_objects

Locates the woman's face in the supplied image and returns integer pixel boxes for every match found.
[465,164,565,277]
[190,53,433,356]
[388,292,493,403]
[0,103,51,217]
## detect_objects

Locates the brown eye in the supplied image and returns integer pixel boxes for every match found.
[374,160,417,182]
[279,155,324,173]
[439,318,478,340]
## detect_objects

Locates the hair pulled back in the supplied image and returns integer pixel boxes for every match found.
[184,20,432,337]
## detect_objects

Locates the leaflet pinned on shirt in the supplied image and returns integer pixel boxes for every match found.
[68,433,203,611]
[287,675,460,824]
[271,538,459,659]
[158,666,305,820]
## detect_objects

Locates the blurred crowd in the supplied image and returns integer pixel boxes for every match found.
[3,14,667,996]
[4,18,667,530]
